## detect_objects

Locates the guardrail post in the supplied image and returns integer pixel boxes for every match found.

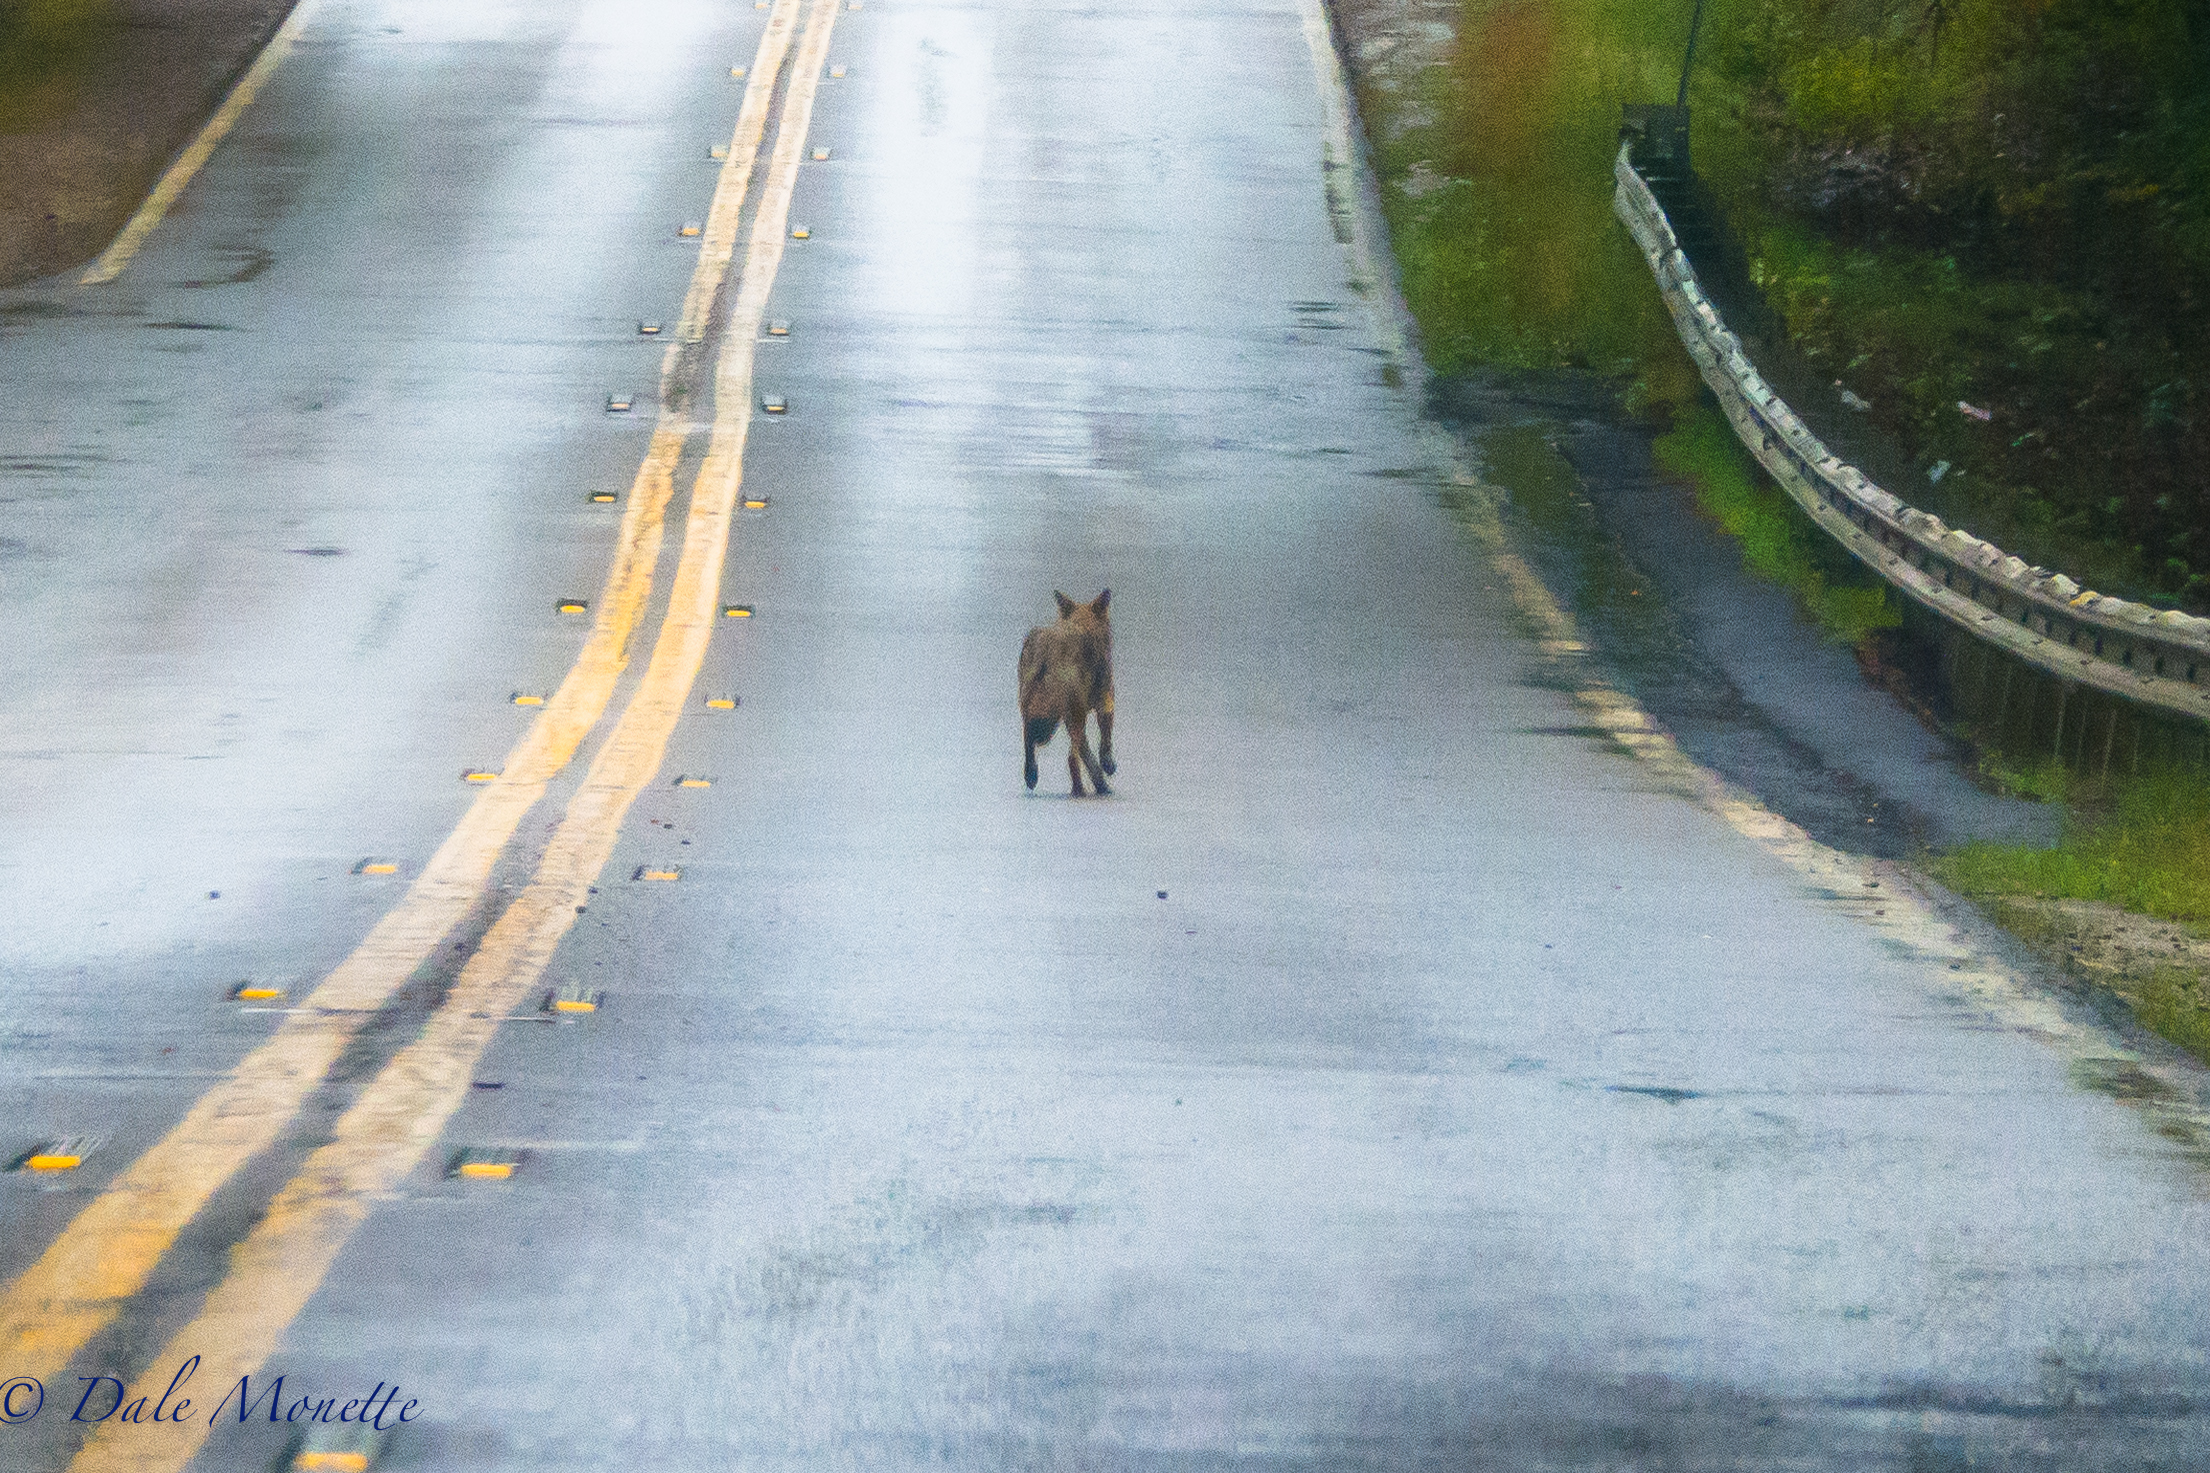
[1676,0,1708,110]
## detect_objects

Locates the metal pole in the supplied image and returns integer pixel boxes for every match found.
[1677,0,1708,109]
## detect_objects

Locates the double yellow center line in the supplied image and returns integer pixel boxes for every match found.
[5,3,840,1466]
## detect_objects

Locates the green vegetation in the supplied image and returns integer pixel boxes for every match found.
[1930,767,2210,1060]
[0,0,112,128]
[1368,0,1699,405]
[1967,749,2073,806]
[1360,0,2210,612]
[2126,966,2210,1065]
[1701,0,2210,613]
[1932,768,2210,922]
[1360,0,1903,627]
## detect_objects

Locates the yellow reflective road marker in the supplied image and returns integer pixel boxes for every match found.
[17,1145,87,1174]
[705,695,739,710]
[678,222,703,238]
[14,1138,99,1173]
[450,1150,519,1181]
[557,599,589,615]
[1,0,814,1402]
[352,859,398,876]
[461,770,499,784]
[64,9,840,1467]
[547,983,602,1014]
[634,867,682,883]
[511,692,546,706]
[79,1,318,285]
[294,1422,379,1471]
[231,984,286,1001]
[723,604,754,618]
[675,775,714,788]
[295,1452,372,1473]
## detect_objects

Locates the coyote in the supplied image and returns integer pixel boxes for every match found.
[1019,589,1115,796]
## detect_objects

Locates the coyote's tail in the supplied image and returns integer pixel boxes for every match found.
[1025,715,1060,746]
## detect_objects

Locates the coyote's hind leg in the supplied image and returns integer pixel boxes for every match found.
[1067,700,1109,796]
[1022,714,1058,791]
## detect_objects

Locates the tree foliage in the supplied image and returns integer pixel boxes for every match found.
[1405,0,2210,609]
[1700,0,2210,607]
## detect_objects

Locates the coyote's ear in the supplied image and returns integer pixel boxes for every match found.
[1089,588,1111,616]
[1054,591,1077,618]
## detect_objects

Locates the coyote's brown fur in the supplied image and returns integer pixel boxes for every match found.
[1019,589,1115,796]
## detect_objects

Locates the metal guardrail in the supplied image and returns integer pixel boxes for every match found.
[1613,142,2210,726]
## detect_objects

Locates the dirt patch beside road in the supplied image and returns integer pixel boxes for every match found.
[1978,896,2210,1063]
[0,0,296,287]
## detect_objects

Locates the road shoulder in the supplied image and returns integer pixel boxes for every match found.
[0,0,296,287]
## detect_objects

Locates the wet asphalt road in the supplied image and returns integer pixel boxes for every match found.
[5,0,2210,1468]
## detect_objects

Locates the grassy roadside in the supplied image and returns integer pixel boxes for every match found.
[1355,0,2208,619]
[1356,0,1906,648]
[1933,770,2210,919]
[1343,0,2210,1057]
[1934,769,2210,1060]
[0,0,113,128]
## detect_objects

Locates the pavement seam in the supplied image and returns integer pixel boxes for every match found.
[63,2,842,1466]
[0,0,809,1393]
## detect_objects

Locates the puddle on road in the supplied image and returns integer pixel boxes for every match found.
[1428,372,2059,861]
[1605,1084,1705,1105]
[176,245,276,289]
[2071,1056,2181,1104]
